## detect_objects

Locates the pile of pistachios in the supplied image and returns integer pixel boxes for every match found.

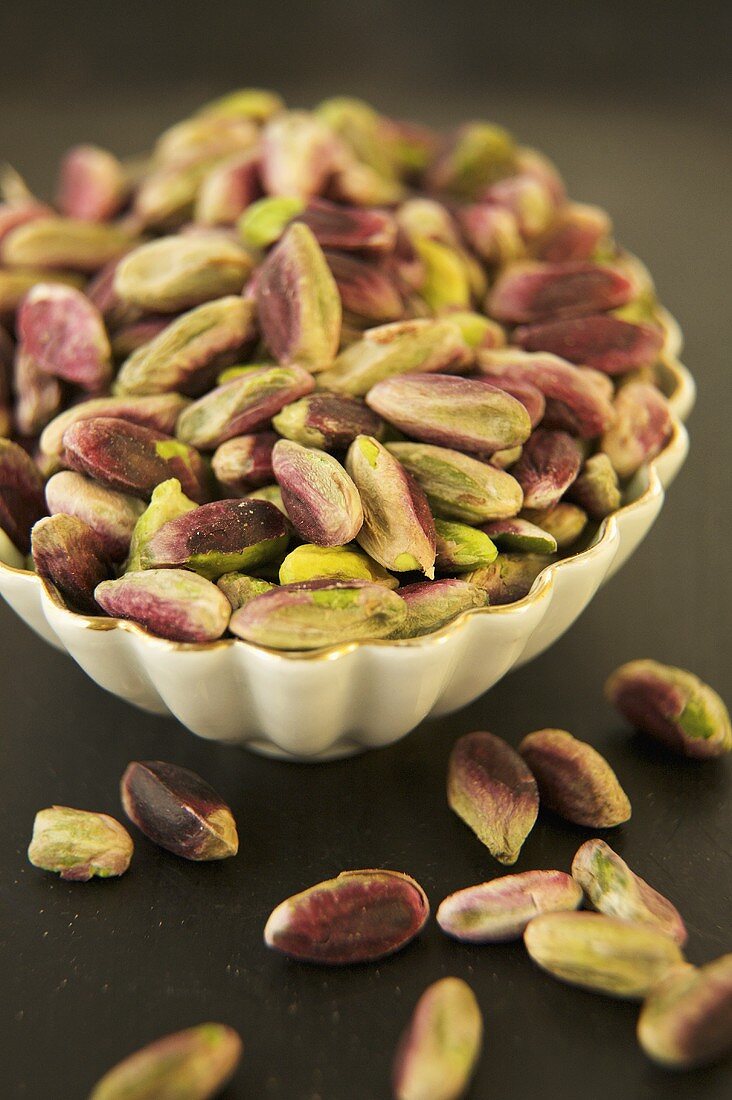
[0,89,680,647]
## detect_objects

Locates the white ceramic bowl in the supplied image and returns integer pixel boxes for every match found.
[0,315,694,760]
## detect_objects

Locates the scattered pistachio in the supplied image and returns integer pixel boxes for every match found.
[437,870,582,943]
[605,659,732,758]
[28,806,133,881]
[121,760,238,860]
[88,1023,242,1100]
[572,839,687,945]
[447,730,539,865]
[264,868,429,964]
[637,955,732,1070]
[524,911,684,999]
[392,978,483,1100]
[519,728,631,828]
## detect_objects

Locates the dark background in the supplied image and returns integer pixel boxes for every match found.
[0,2,731,1097]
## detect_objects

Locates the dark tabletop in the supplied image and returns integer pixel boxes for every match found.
[0,5,731,1097]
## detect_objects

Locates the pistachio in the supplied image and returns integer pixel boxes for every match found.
[154,114,258,168]
[426,121,517,199]
[316,96,398,182]
[28,806,133,881]
[482,517,557,554]
[318,318,471,397]
[264,868,429,963]
[217,571,275,610]
[465,552,552,605]
[279,543,397,588]
[46,471,145,561]
[477,350,616,439]
[246,482,286,513]
[141,498,289,579]
[487,261,634,324]
[382,117,439,176]
[484,173,556,238]
[121,760,238,860]
[256,223,342,372]
[40,394,191,462]
[566,453,621,519]
[515,147,567,205]
[526,911,685,1000]
[0,266,86,313]
[366,373,532,455]
[125,478,199,572]
[114,235,251,312]
[0,437,47,552]
[88,1023,242,1100]
[519,728,631,828]
[31,513,113,613]
[115,296,256,396]
[522,502,588,550]
[434,518,498,573]
[600,381,673,478]
[457,203,525,265]
[412,237,472,313]
[271,439,362,546]
[63,417,210,502]
[533,202,612,263]
[511,429,582,509]
[2,216,134,271]
[176,364,315,450]
[572,839,687,945]
[296,197,397,253]
[194,150,262,226]
[394,198,461,249]
[324,249,404,323]
[437,870,582,943]
[57,144,128,222]
[447,730,539,865]
[387,442,523,524]
[346,435,436,577]
[446,311,506,352]
[392,579,488,638]
[637,955,732,1070]
[209,432,273,494]
[605,659,731,759]
[230,577,406,649]
[110,316,175,359]
[13,346,62,436]
[198,86,284,121]
[238,195,305,248]
[95,568,231,642]
[0,199,53,249]
[273,392,383,450]
[16,283,111,391]
[134,159,220,229]
[481,375,546,428]
[515,313,663,375]
[393,978,483,1100]
[260,109,341,199]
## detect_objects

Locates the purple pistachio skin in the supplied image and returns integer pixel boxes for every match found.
[392,978,483,1100]
[487,261,634,324]
[272,439,363,546]
[120,760,238,860]
[40,394,191,462]
[605,660,732,759]
[515,314,664,374]
[31,514,114,614]
[366,373,532,455]
[95,569,231,643]
[572,839,687,946]
[437,870,583,943]
[212,432,277,495]
[533,203,611,263]
[46,470,144,561]
[482,517,557,554]
[294,198,398,253]
[323,250,404,323]
[395,578,489,637]
[264,869,430,965]
[17,283,111,391]
[478,374,546,428]
[111,315,174,358]
[175,364,316,450]
[519,728,632,828]
[0,200,53,249]
[637,955,732,1070]
[511,428,582,509]
[601,381,673,479]
[0,437,47,552]
[14,347,63,436]
[447,730,539,865]
[0,326,13,436]
[62,417,210,502]
[57,144,126,222]
[466,553,553,605]
[272,392,383,450]
[477,351,616,439]
[566,453,621,520]
[141,498,289,578]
